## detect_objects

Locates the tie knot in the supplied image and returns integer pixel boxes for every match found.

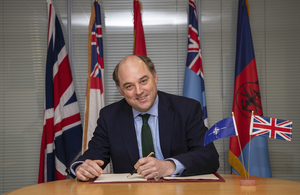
[139,114,150,124]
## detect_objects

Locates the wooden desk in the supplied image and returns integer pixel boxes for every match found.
[4,175,300,195]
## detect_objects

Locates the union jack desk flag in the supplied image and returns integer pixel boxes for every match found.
[251,115,292,141]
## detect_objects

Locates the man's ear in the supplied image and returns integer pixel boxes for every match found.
[154,72,158,84]
[117,86,124,96]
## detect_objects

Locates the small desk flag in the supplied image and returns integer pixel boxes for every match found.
[251,115,292,141]
[204,116,238,146]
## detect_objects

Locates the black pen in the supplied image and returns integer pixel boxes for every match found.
[127,152,155,178]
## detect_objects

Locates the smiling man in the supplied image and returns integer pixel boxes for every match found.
[115,55,158,113]
[70,55,219,181]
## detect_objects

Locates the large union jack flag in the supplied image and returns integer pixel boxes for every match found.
[38,0,82,183]
[183,0,208,127]
[251,115,293,141]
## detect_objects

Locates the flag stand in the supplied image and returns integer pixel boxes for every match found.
[240,179,256,186]
[240,111,256,186]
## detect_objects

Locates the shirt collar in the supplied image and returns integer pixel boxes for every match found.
[132,94,159,118]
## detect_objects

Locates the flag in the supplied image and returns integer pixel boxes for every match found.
[38,0,82,183]
[133,0,147,56]
[82,1,110,173]
[251,115,292,141]
[183,0,208,127]
[229,0,272,178]
[82,0,105,152]
[204,116,238,146]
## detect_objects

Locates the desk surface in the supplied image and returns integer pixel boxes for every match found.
[4,174,300,195]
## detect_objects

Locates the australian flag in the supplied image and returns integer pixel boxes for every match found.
[183,0,208,127]
[251,115,292,141]
[38,0,82,183]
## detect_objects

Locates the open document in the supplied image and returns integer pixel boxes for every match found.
[92,173,225,183]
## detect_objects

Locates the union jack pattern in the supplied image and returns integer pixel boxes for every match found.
[183,0,208,127]
[251,115,293,141]
[187,0,203,76]
[90,1,104,91]
[82,1,105,152]
[38,0,82,183]
[82,1,110,173]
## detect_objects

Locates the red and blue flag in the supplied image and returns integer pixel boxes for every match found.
[183,0,208,127]
[38,0,82,183]
[251,115,292,141]
[229,0,271,178]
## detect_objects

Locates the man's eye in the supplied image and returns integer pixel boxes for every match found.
[126,85,132,90]
[141,79,147,84]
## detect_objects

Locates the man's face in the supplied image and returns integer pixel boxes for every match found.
[117,56,158,112]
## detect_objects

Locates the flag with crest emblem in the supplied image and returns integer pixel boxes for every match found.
[229,0,271,178]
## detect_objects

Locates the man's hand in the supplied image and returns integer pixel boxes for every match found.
[134,157,176,180]
[75,159,104,181]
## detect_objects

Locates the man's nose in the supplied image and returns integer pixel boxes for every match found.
[135,85,143,95]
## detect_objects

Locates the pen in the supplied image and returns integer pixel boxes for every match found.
[127,152,155,178]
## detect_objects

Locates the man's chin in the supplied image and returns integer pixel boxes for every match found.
[134,105,151,113]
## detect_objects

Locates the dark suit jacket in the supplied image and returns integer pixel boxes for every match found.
[75,91,219,176]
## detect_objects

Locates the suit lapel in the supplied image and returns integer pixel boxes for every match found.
[120,102,140,165]
[158,92,174,158]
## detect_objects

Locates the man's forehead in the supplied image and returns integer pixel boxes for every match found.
[120,56,144,67]
[119,58,148,75]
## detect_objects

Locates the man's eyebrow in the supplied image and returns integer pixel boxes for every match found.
[139,75,149,81]
[122,82,132,88]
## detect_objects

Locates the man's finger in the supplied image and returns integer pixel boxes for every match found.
[76,159,104,181]
[95,160,104,166]
[134,157,153,169]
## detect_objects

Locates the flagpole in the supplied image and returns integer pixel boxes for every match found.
[240,110,256,186]
[82,1,96,153]
[232,112,247,179]
[248,111,254,180]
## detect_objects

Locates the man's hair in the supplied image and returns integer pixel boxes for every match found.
[112,55,156,87]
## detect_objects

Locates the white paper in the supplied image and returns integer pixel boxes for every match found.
[163,173,219,180]
[94,173,147,183]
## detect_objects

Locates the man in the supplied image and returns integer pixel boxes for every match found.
[71,55,219,181]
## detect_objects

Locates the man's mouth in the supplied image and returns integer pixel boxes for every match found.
[137,95,147,101]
